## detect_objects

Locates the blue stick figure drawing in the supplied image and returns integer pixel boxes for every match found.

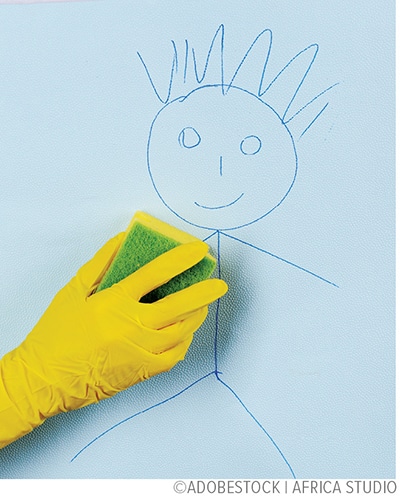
[72,25,339,477]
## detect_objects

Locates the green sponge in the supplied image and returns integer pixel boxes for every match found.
[96,211,216,303]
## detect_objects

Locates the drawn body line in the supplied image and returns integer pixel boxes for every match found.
[71,25,339,478]
[71,232,337,476]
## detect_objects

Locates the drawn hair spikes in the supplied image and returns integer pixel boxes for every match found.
[137,24,338,138]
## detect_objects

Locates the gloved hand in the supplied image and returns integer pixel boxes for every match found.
[0,233,227,449]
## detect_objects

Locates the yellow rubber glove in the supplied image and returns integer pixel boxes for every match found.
[0,233,227,449]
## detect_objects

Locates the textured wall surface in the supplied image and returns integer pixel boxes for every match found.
[0,0,395,479]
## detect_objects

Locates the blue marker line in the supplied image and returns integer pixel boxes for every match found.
[226,28,273,94]
[299,102,329,139]
[192,24,224,87]
[222,232,339,287]
[285,83,339,125]
[194,192,244,211]
[202,230,218,243]
[184,39,189,84]
[217,374,296,479]
[70,371,216,463]
[213,231,222,373]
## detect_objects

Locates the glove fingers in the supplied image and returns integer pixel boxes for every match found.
[114,241,209,300]
[77,232,125,292]
[131,307,207,354]
[150,332,194,374]
[140,278,227,329]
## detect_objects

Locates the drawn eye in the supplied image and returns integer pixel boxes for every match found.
[178,127,201,149]
[240,135,262,155]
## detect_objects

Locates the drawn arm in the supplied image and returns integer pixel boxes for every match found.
[221,232,338,288]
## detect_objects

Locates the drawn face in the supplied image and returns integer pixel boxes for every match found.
[147,85,297,230]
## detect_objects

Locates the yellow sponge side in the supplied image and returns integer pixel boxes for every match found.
[96,212,216,303]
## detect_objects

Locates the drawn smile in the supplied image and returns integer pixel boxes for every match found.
[194,192,244,210]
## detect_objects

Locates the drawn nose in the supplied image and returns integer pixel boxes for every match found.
[219,155,223,176]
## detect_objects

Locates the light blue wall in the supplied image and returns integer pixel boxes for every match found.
[0,0,395,478]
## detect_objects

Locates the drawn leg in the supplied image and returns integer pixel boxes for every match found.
[70,371,215,462]
[212,293,296,478]
[216,374,296,478]
[213,231,296,478]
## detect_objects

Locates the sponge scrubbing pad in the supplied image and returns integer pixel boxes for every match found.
[96,211,216,303]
